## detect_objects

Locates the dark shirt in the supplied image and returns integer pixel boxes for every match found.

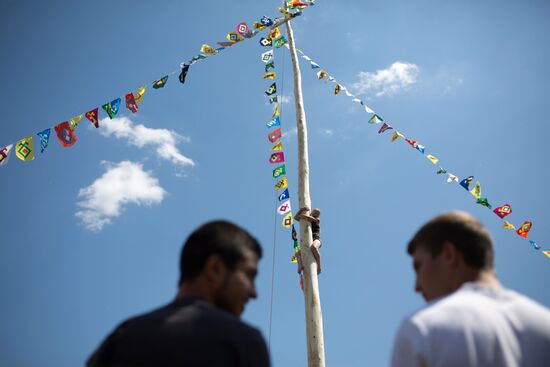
[87,298,270,367]
[312,221,321,242]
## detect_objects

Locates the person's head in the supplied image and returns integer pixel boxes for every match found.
[178,220,262,316]
[407,211,494,301]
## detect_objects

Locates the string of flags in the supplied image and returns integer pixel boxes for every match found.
[0,2,314,167]
[289,46,549,260]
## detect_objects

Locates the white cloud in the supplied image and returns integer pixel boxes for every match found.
[75,161,166,231]
[279,95,292,104]
[99,116,194,167]
[352,62,419,97]
[320,129,334,137]
[282,127,297,140]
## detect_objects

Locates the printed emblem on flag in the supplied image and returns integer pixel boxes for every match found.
[516,221,532,238]
[278,188,290,202]
[378,122,393,134]
[460,176,474,190]
[268,128,282,143]
[236,22,251,37]
[260,15,273,26]
[85,108,99,128]
[265,83,277,96]
[447,173,458,183]
[15,136,34,161]
[529,240,540,250]
[268,27,281,41]
[282,212,293,228]
[200,44,218,55]
[179,64,190,84]
[103,98,121,119]
[0,144,14,167]
[271,141,283,151]
[261,50,274,63]
[263,72,276,80]
[267,116,280,128]
[134,86,146,104]
[274,176,288,190]
[265,61,275,72]
[37,128,51,153]
[54,121,77,147]
[426,155,439,164]
[153,75,168,89]
[476,197,492,209]
[493,204,512,219]
[291,224,297,241]
[273,36,288,48]
[368,114,383,124]
[436,167,447,174]
[260,37,272,47]
[269,152,285,164]
[226,32,244,43]
[316,70,328,80]
[69,115,83,130]
[502,220,515,230]
[273,164,286,178]
[278,200,292,215]
[125,93,139,113]
[470,182,482,199]
[334,84,341,96]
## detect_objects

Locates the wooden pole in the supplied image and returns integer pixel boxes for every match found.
[285,20,326,367]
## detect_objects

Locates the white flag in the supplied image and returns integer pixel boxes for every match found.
[0,144,13,167]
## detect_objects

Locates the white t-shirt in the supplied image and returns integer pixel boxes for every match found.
[391,282,550,367]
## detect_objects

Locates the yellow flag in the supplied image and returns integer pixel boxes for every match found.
[200,44,218,55]
[253,21,266,30]
[391,130,405,142]
[271,141,283,151]
[543,251,550,259]
[15,136,35,162]
[470,181,482,199]
[274,176,288,190]
[135,86,147,104]
[226,32,244,43]
[69,114,83,130]
[268,27,281,40]
[290,251,298,263]
[426,154,439,164]
[502,220,515,230]
[272,104,279,118]
[263,72,276,80]
[282,212,293,228]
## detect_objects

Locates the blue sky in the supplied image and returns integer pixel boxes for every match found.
[1,0,549,366]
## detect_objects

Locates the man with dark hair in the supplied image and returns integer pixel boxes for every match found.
[87,220,270,367]
[391,211,550,367]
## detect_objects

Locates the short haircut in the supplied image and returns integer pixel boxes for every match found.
[178,220,262,284]
[407,211,494,270]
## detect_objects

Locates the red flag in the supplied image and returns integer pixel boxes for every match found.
[493,204,512,219]
[269,152,285,164]
[85,108,99,128]
[516,221,532,238]
[125,93,139,113]
[54,121,77,147]
[268,128,282,143]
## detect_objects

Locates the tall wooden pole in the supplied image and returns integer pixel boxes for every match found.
[285,20,326,367]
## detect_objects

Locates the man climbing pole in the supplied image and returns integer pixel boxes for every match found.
[295,207,322,274]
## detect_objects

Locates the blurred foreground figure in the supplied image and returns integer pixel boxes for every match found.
[391,211,550,367]
[87,220,270,367]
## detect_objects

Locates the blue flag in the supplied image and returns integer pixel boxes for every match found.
[278,188,290,202]
[460,176,474,190]
[37,128,51,153]
[266,116,280,128]
[110,98,121,116]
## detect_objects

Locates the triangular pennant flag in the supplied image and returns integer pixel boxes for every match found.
[179,64,190,84]
[200,44,218,55]
[125,93,139,113]
[278,188,290,202]
[85,108,99,128]
[269,152,285,164]
[0,144,14,167]
[15,136,34,161]
[282,212,293,228]
[261,50,274,63]
[263,72,276,80]
[426,155,439,164]
[271,141,283,151]
[265,61,275,73]
[378,122,393,134]
[316,70,328,80]
[254,22,267,31]
[268,128,282,143]
[269,95,278,104]
[152,76,168,89]
[273,164,286,178]
[273,36,288,48]
[102,98,120,119]
[470,181,482,199]
[447,173,458,183]
[416,144,426,154]
[310,62,320,69]
[69,115,83,130]
[272,104,279,118]
[344,89,354,97]
[277,200,292,215]
[36,128,51,153]
[460,176,474,190]
[502,220,516,230]
[493,204,512,219]
[368,114,383,124]
[54,121,77,147]
[236,22,252,38]
[390,130,405,142]
[361,101,375,113]
[268,27,281,41]
[516,221,532,238]
[226,32,244,43]
[529,240,541,250]
[265,82,277,96]
[134,86,146,104]
[274,176,288,190]
[542,251,550,258]
[436,167,447,174]
[287,0,310,9]
[334,84,341,95]
[267,116,280,128]
[292,225,298,243]
[476,197,492,209]
[406,139,418,148]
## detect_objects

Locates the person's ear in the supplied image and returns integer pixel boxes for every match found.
[203,255,228,286]
[442,241,462,269]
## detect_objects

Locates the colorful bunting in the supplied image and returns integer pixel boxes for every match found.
[85,108,99,128]
[470,181,482,199]
[54,121,77,148]
[378,123,393,134]
[261,50,274,63]
[271,141,283,151]
[267,116,280,128]
[476,197,492,209]
[516,221,532,238]
[226,32,244,43]
[265,82,277,96]
[278,188,290,201]
[125,93,139,113]
[368,114,383,124]
[277,200,292,215]
[274,176,288,190]
[273,36,288,48]
[268,128,282,143]
[502,220,516,230]
[0,144,13,167]
[36,128,51,153]
[152,76,168,89]
[460,176,474,190]
[102,98,121,119]
[273,164,286,178]
[179,64,190,84]
[269,152,285,164]
[69,115,83,130]
[529,240,540,250]
[282,212,293,228]
[15,136,34,161]
[200,44,218,55]
[426,155,439,164]
[390,130,405,142]
[493,204,512,219]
